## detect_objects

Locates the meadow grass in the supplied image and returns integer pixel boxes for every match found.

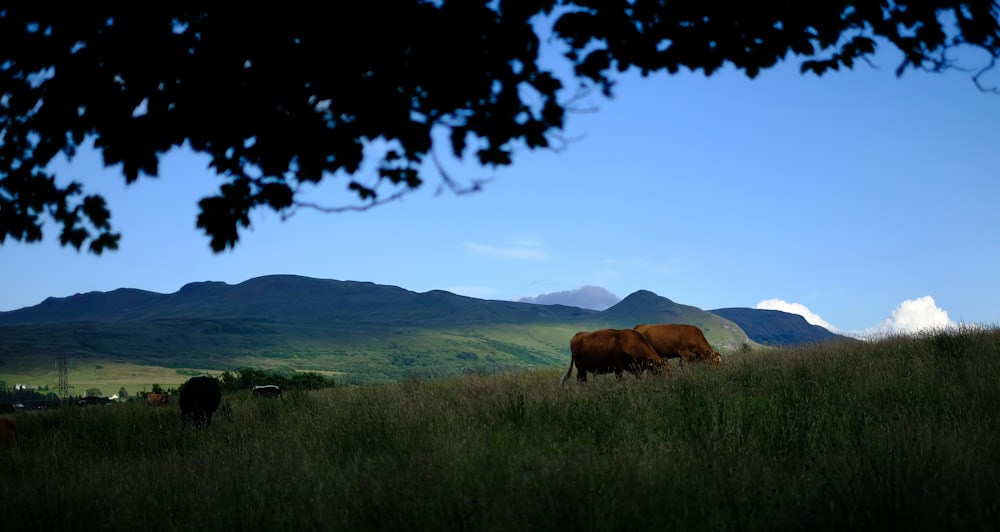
[0,361,218,396]
[2,327,998,530]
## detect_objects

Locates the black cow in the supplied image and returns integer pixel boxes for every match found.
[179,376,222,428]
[252,384,282,398]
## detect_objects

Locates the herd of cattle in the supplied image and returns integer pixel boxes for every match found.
[0,378,283,440]
[141,377,283,427]
[561,323,722,385]
[0,323,719,437]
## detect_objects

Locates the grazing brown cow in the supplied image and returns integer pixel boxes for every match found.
[145,393,169,406]
[560,328,667,385]
[180,376,222,428]
[252,385,282,398]
[634,323,723,369]
[0,417,15,439]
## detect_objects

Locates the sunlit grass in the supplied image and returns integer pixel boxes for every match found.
[3,326,999,530]
[0,361,219,396]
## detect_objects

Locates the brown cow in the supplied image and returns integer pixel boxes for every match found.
[146,393,169,406]
[0,417,15,440]
[634,323,723,369]
[560,328,668,385]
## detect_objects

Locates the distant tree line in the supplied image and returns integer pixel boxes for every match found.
[1,387,71,411]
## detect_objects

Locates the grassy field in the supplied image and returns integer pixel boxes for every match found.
[0,361,220,396]
[2,326,998,530]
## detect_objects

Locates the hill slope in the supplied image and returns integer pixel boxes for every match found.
[596,290,750,348]
[709,307,848,346]
[0,275,836,383]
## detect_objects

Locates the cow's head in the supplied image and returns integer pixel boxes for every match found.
[647,357,670,376]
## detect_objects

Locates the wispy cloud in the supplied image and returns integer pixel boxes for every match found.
[756,299,840,332]
[465,235,549,260]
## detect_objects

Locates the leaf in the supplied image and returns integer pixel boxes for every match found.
[450,127,468,158]
[196,193,251,253]
[577,50,613,83]
[790,39,815,56]
[348,181,376,200]
[88,232,121,254]
[81,195,113,229]
[477,146,513,166]
[260,182,294,210]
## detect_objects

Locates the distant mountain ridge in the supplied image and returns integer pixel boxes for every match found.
[709,307,849,346]
[0,275,846,344]
[0,275,850,383]
[0,275,598,326]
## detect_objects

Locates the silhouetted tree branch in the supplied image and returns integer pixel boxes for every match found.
[1,1,997,253]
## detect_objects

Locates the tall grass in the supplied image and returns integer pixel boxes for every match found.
[2,327,999,530]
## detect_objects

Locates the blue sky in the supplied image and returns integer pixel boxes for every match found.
[2,42,998,337]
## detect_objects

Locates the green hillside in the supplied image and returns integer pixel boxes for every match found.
[0,275,809,386]
[599,290,751,348]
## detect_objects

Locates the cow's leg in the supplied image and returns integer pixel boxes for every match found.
[577,371,587,383]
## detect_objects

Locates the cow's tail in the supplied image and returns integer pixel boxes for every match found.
[559,356,575,387]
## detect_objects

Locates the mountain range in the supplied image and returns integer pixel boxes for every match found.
[0,275,848,384]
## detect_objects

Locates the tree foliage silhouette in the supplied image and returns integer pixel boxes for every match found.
[1,1,997,253]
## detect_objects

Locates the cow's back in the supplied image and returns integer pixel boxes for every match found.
[568,328,664,381]
[635,323,684,354]
[617,328,664,364]
[146,393,168,406]
[571,329,622,370]
[635,323,720,364]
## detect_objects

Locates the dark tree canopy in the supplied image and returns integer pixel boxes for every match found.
[1,1,998,253]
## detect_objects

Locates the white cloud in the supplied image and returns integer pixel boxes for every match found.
[763,295,958,340]
[465,235,549,260]
[867,295,956,336]
[756,299,839,332]
[516,286,621,310]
